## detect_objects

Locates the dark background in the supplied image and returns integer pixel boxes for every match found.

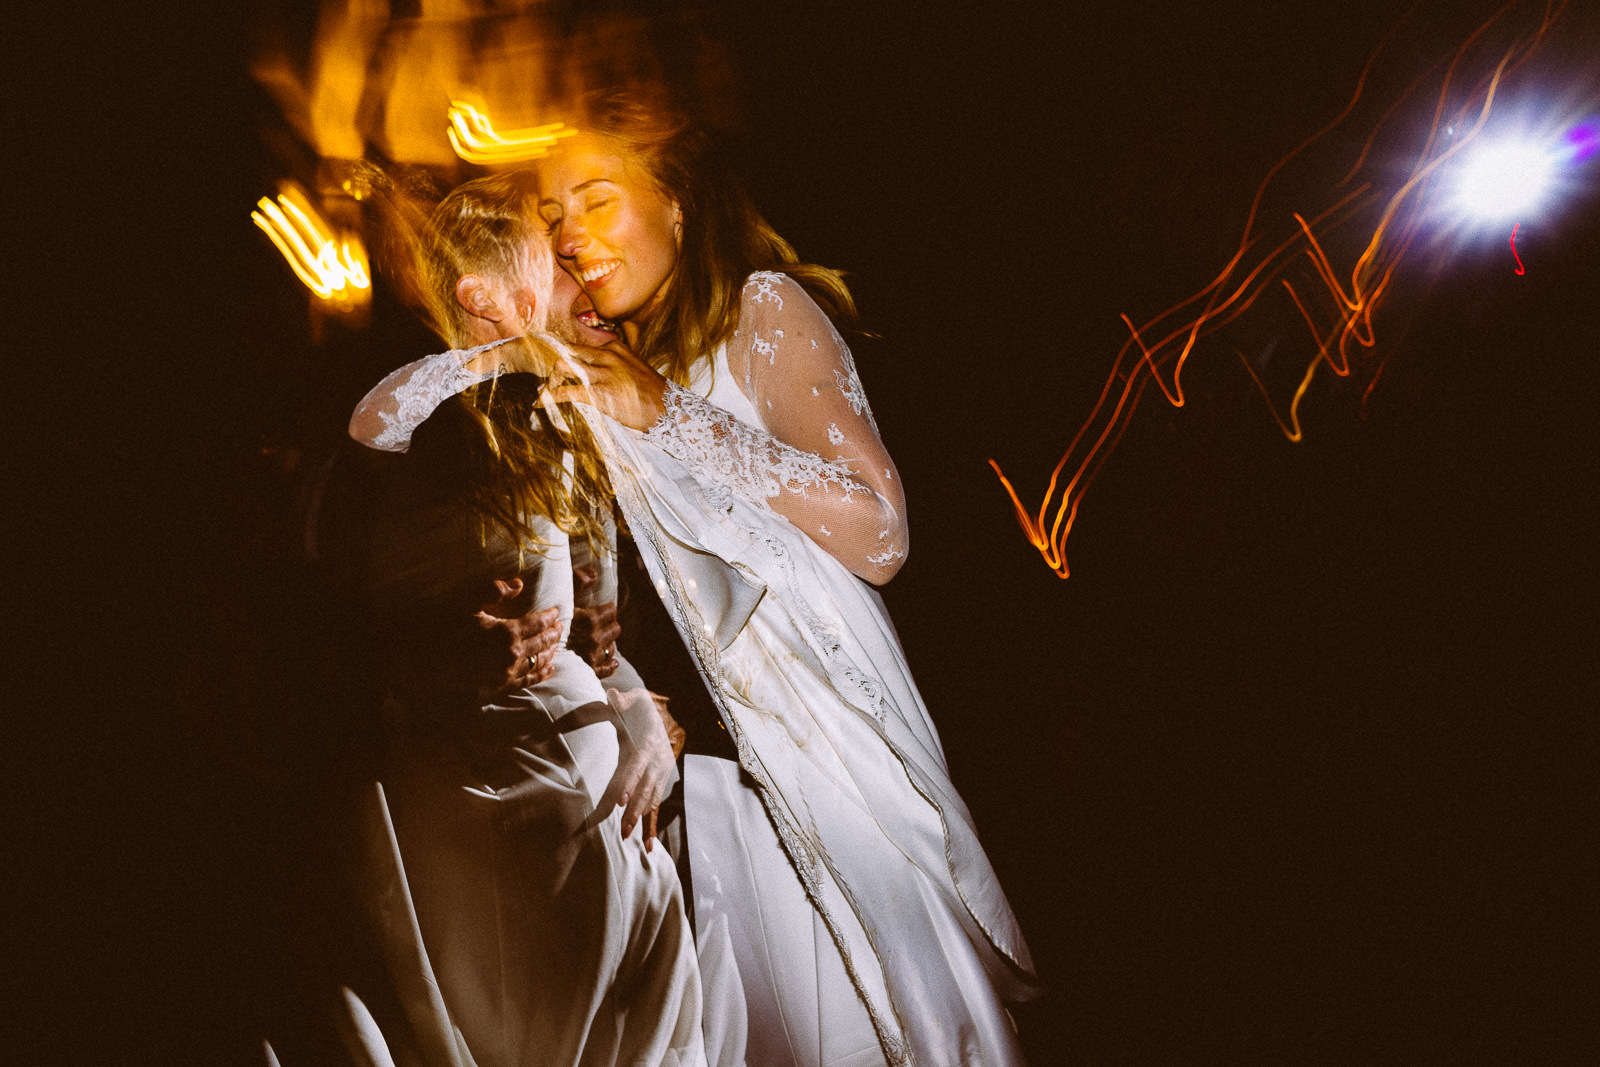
[19,0,1596,1063]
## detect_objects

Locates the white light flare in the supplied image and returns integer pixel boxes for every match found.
[1453,138,1557,220]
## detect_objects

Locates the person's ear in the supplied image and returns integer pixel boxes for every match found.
[455,274,505,322]
[513,286,539,331]
[671,203,683,244]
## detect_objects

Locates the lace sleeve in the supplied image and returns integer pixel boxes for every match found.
[348,337,521,452]
[647,272,908,584]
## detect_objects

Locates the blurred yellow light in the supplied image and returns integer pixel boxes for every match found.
[251,183,371,306]
[446,101,577,164]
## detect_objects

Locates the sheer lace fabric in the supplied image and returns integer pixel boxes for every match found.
[654,273,908,583]
[350,337,519,453]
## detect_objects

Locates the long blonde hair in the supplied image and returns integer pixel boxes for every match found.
[567,90,860,384]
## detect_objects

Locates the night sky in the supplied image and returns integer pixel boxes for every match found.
[26,0,1597,1062]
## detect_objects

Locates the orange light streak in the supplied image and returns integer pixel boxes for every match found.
[251,183,372,307]
[991,0,1569,579]
[445,101,579,164]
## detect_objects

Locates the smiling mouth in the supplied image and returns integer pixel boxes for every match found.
[576,309,616,335]
[578,260,621,286]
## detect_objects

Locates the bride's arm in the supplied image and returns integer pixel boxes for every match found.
[347,336,566,452]
[649,272,908,584]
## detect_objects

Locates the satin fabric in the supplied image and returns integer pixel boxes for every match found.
[591,364,1039,1066]
[362,529,710,1067]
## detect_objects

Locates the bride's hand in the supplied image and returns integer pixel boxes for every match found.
[540,341,669,431]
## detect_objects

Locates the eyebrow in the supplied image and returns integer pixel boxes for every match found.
[538,178,618,208]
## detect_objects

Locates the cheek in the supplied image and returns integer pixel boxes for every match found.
[634,209,680,280]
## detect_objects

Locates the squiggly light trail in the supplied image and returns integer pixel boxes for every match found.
[446,101,578,164]
[992,0,1587,579]
[251,182,371,307]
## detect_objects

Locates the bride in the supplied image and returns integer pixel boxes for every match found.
[352,93,1039,1066]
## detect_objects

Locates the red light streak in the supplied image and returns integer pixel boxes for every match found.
[991,0,1571,579]
[1511,222,1526,273]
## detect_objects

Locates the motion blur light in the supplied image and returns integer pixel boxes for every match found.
[1454,139,1556,219]
[251,182,371,307]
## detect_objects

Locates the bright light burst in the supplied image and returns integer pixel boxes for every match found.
[251,182,371,307]
[1453,138,1557,218]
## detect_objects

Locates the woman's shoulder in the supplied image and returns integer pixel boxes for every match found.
[738,271,830,323]
[741,270,796,305]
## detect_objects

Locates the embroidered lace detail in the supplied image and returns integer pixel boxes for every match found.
[363,337,518,452]
[867,530,907,569]
[752,330,779,365]
[834,364,871,421]
[744,271,786,306]
[826,423,845,446]
[867,547,906,568]
[834,349,881,436]
[645,382,872,511]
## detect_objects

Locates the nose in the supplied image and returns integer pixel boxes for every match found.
[555,214,588,259]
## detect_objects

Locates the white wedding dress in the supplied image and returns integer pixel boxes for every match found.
[351,273,1039,1067]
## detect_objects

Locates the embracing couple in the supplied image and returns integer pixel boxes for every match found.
[338,91,1038,1067]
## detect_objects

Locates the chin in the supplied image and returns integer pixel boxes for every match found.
[590,285,647,324]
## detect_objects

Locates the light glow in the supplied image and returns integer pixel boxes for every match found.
[1453,139,1556,219]
[446,101,578,164]
[251,183,371,307]
[1565,122,1598,162]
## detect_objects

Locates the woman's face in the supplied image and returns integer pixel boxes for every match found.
[536,135,681,325]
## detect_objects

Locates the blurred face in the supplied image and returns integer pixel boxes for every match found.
[536,134,681,325]
[546,260,619,347]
